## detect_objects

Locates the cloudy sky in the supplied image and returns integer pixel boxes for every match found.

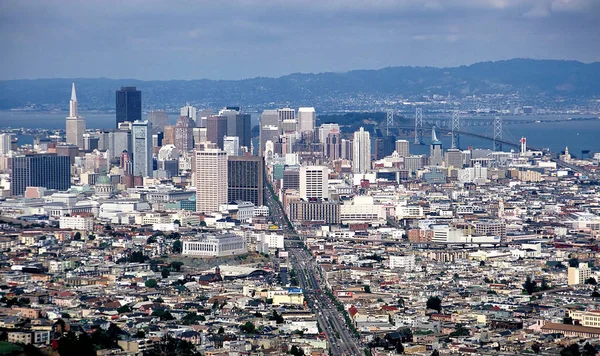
[1,0,599,80]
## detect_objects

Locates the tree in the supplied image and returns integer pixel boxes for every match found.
[161,268,170,279]
[173,219,181,226]
[147,236,157,244]
[396,342,404,354]
[240,321,256,334]
[532,343,541,354]
[364,285,371,293]
[479,260,485,267]
[291,345,305,356]
[73,232,82,240]
[431,351,440,356]
[147,335,202,356]
[88,235,96,241]
[145,279,158,288]
[426,296,442,313]
[170,261,184,272]
[523,275,537,295]
[593,289,600,298]
[450,323,469,337]
[569,258,580,267]
[172,240,182,254]
[561,343,581,356]
[583,343,597,356]
[586,277,597,285]
[117,305,131,314]
[135,330,146,338]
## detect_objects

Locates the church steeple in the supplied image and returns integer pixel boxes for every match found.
[69,83,78,118]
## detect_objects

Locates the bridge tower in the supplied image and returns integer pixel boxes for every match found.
[414,107,423,145]
[493,116,503,151]
[386,109,395,136]
[451,110,460,149]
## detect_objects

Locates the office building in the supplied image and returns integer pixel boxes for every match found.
[298,107,316,133]
[174,115,196,153]
[223,136,240,156]
[195,148,228,213]
[162,126,175,145]
[132,121,153,177]
[300,165,328,199]
[180,103,196,121]
[116,86,142,127]
[227,155,264,206]
[283,169,300,190]
[353,127,371,173]
[0,133,13,154]
[318,123,340,143]
[11,154,71,196]
[375,136,395,160]
[219,107,251,149]
[65,83,86,149]
[429,127,443,166]
[325,130,341,160]
[82,134,99,151]
[281,119,298,133]
[259,125,279,157]
[261,109,280,128]
[405,155,427,174]
[341,139,353,160]
[106,130,132,160]
[278,108,295,121]
[56,144,79,163]
[445,148,463,168]
[206,115,228,149]
[289,199,340,224]
[147,111,168,134]
[395,140,410,158]
[568,263,592,286]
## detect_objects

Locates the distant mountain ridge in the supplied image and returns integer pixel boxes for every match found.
[1,59,599,111]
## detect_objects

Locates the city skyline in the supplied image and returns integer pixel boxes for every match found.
[1,1,599,80]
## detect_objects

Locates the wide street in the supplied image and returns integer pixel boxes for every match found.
[289,247,363,356]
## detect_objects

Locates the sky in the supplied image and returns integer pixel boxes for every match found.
[1,0,599,80]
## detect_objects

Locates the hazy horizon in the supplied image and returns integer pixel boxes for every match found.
[2,0,599,81]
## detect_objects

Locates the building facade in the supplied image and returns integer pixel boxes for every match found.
[11,154,71,196]
[227,155,264,207]
[195,148,228,213]
[353,127,371,173]
[132,121,153,177]
[116,86,142,127]
[182,234,247,257]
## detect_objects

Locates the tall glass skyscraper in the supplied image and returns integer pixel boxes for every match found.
[227,155,264,206]
[11,154,71,196]
[116,86,142,127]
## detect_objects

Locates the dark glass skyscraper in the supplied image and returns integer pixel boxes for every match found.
[116,86,142,127]
[11,154,71,196]
[227,156,264,206]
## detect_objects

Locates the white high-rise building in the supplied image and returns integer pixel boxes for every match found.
[318,123,340,143]
[132,120,153,177]
[195,148,228,213]
[300,165,328,199]
[0,134,12,154]
[223,136,240,156]
[65,83,86,148]
[395,140,410,158]
[353,127,371,173]
[180,103,197,121]
[278,108,296,122]
[298,107,316,133]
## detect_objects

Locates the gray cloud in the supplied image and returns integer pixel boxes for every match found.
[0,0,598,80]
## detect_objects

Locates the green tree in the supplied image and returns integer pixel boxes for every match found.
[88,235,96,240]
[172,240,182,254]
[170,261,184,272]
[523,275,537,295]
[218,326,225,334]
[291,345,305,356]
[532,343,541,354]
[240,321,256,334]
[582,343,597,356]
[73,232,82,240]
[135,330,146,338]
[396,342,404,354]
[161,268,170,279]
[426,296,442,313]
[569,258,580,267]
[173,219,181,226]
[145,279,158,288]
[431,351,440,356]
[586,277,597,285]
[117,305,131,314]
[364,285,371,293]
[561,343,581,356]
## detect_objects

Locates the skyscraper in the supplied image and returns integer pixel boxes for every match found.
[180,103,197,121]
[278,108,296,121]
[325,130,341,160]
[0,133,13,154]
[318,123,340,143]
[298,107,316,133]
[429,127,443,166]
[300,165,328,199]
[395,140,410,158]
[223,136,240,156]
[195,148,228,213]
[219,107,251,149]
[444,148,463,168]
[11,154,71,196]
[206,115,228,149]
[147,111,168,134]
[353,127,371,173]
[259,125,279,157]
[116,86,141,127]
[132,120,153,177]
[261,109,280,128]
[66,83,86,148]
[227,155,264,206]
[174,115,196,153]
